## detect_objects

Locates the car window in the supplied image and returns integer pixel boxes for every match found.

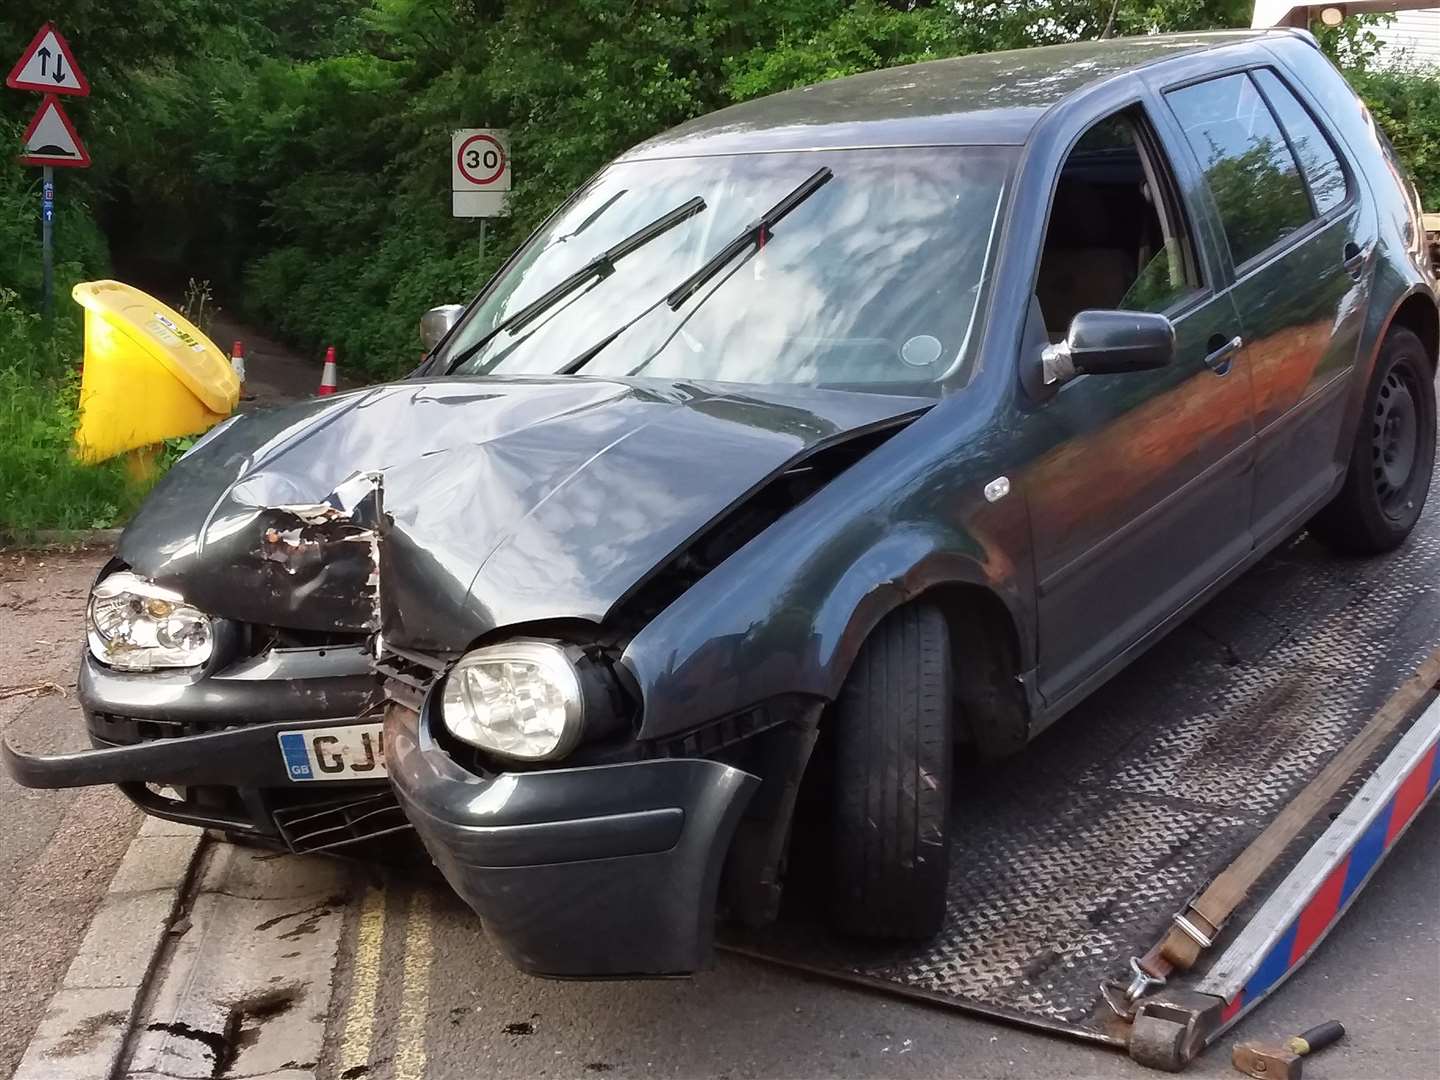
[1035,108,1200,338]
[1166,72,1311,269]
[1251,68,1349,217]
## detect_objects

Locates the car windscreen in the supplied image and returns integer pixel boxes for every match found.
[439,146,1015,389]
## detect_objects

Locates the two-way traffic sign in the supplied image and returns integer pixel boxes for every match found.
[6,23,89,96]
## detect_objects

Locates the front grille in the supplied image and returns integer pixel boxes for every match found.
[272,790,411,853]
[89,711,236,743]
[248,621,370,647]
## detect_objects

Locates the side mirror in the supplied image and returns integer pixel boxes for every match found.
[420,304,466,352]
[1042,310,1175,385]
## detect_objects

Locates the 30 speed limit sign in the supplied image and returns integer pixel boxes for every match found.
[452,128,510,218]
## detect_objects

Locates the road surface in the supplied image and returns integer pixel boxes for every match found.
[0,548,136,1079]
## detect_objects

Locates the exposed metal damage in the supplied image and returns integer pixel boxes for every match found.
[255,471,386,634]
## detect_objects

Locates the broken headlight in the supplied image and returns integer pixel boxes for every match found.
[440,642,584,762]
[87,571,214,671]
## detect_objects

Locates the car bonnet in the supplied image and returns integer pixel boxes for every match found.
[117,375,932,650]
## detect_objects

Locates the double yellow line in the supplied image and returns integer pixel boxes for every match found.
[337,884,434,1079]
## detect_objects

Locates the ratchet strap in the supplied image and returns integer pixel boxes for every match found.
[1150,644,1440,975]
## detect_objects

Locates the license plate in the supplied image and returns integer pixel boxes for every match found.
[277,722,386,782]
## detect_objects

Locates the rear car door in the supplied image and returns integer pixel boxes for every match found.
[1026,103,1255,709]
[1161,67,1376,543]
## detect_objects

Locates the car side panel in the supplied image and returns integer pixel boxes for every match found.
[1168,63,1376,544]
[1264,42,1434,289]
[1236,208,1375,537]
[1021,84,1257,705]
[1262,40,1438,453]
[621,379,1034,742]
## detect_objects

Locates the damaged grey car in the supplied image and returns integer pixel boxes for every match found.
[7,31,1438,979]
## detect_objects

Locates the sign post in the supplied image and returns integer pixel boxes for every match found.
[6,23,90,318]
[41,168,53,314]
[451,128,511,262]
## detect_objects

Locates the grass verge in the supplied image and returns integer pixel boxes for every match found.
[0,289,153,537]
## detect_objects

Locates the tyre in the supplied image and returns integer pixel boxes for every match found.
[1311,327,1436,555]
[829,602,953,939]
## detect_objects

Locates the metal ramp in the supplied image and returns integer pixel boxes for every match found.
[722,498,1440,1068]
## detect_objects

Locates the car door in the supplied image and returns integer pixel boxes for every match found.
[1025,103,1256,710]
[1161,67,1376,544]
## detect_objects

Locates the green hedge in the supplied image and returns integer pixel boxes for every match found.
[1352,67,1440,210]
[0,289,152,533]
[0,118,149,533]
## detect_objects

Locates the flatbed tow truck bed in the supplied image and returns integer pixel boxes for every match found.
[724,492,1440,1071]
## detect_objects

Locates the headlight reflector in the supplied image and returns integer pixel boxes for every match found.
[87,571,214,671]
[440,642,584,762]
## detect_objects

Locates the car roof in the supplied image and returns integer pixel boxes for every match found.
[620,30,1293,160]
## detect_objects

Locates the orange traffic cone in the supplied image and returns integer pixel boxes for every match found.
[231,340,253,400]
[317,346,338,396]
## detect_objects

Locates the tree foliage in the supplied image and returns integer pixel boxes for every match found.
[0,1,1434,382]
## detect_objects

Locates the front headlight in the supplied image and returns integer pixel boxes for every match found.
[440,641,584,762]
[87,571,214,671]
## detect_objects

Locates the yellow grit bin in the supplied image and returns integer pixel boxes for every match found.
[72,280,239,464]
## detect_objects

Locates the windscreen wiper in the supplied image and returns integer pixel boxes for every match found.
[444,195,706,374]
[664,167,832,311]
[559,169,835,377]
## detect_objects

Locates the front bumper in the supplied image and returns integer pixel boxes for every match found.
[386,697,759,978]
[3,646,389,845]
[3,713,375,789]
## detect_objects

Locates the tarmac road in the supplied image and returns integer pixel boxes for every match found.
[313,784,1438,1080]
[0,548,137,1079]
[0,317,321,1078]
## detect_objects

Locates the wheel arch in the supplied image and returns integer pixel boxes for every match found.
[817,575,1032,760]
[917,582,1032,758]
[1387,289,1439,373]
[626,522,1036,743]
[800,552,1036,754]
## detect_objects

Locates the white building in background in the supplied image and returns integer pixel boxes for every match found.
[1370,8,1440,66]
[1252,3,1440,66]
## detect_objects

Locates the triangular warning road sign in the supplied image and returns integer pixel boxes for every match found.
[19,96,90,168]
[7,23,89,96]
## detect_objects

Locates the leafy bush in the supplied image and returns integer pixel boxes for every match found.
[1351,66,1440,210]
[0,290,149,533]
[0,120,109,334]
[0,121,141,534]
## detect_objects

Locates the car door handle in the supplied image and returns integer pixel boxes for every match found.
[1342,242,1371,278]
[1203,335,1243,375]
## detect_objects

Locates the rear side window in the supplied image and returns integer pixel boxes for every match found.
[1166,73,1310,268]
[1252,68,1348,216]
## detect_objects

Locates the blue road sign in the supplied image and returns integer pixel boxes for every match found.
[41,178,53,221]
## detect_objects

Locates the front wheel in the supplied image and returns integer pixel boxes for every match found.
[828,603,953,939]
[1310,327,1436,555]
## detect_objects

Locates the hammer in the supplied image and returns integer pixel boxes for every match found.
[1232,1021,1346,1080]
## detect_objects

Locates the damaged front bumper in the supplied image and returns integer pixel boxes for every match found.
[385,691,760,978]
[3,646,392,848]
